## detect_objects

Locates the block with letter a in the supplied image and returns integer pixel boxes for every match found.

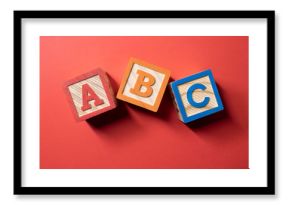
[117,58,171,112]
[170,69,223,123]
[64,68,117,121]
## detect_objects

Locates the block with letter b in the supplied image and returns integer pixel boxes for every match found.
[170,69,223,123]
[117,58,170,112]
[64,68,117,121]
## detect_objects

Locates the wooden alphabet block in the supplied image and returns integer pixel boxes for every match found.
[64,68,117,121]
[170,69,223,123]
[117,58,170,112]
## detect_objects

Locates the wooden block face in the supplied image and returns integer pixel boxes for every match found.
[117,58,170,112]
[170,69,223,123]
[64,69,117,121]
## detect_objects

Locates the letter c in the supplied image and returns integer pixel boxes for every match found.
[187,83,210,108]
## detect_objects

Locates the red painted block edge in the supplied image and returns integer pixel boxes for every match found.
[64,68,117,121]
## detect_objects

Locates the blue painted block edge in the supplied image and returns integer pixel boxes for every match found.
[170,69,224,123]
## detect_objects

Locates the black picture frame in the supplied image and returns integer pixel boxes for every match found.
[14,10,275,195]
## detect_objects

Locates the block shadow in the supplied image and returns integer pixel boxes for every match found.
[86,100,129,128]
[85,74,146,144]
[185,83,231,130]
[86,106,142,145]
[184,84,246,147]
[86,74,130,128]
[186,108,228,129]
[126,77,175,121]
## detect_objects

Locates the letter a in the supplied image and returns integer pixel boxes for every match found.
[81,83,104,111]
[130,70,156,97]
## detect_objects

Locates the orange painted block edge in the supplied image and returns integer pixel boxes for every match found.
[117,58,171,112]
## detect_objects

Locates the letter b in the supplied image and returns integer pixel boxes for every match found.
[130,70,156,97]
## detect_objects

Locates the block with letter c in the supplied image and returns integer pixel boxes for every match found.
[64,68,117,121]
[117,58,171,112]
[170,69,223,123]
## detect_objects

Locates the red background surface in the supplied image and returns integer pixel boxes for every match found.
[40,36,248,169]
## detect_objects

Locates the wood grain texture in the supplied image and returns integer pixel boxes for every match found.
[68,75,110,117]
[117,58,170,112]
[177,75,218,118]
[123,63,165,106]
[64,68,117,121]
[170,88,183,121]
